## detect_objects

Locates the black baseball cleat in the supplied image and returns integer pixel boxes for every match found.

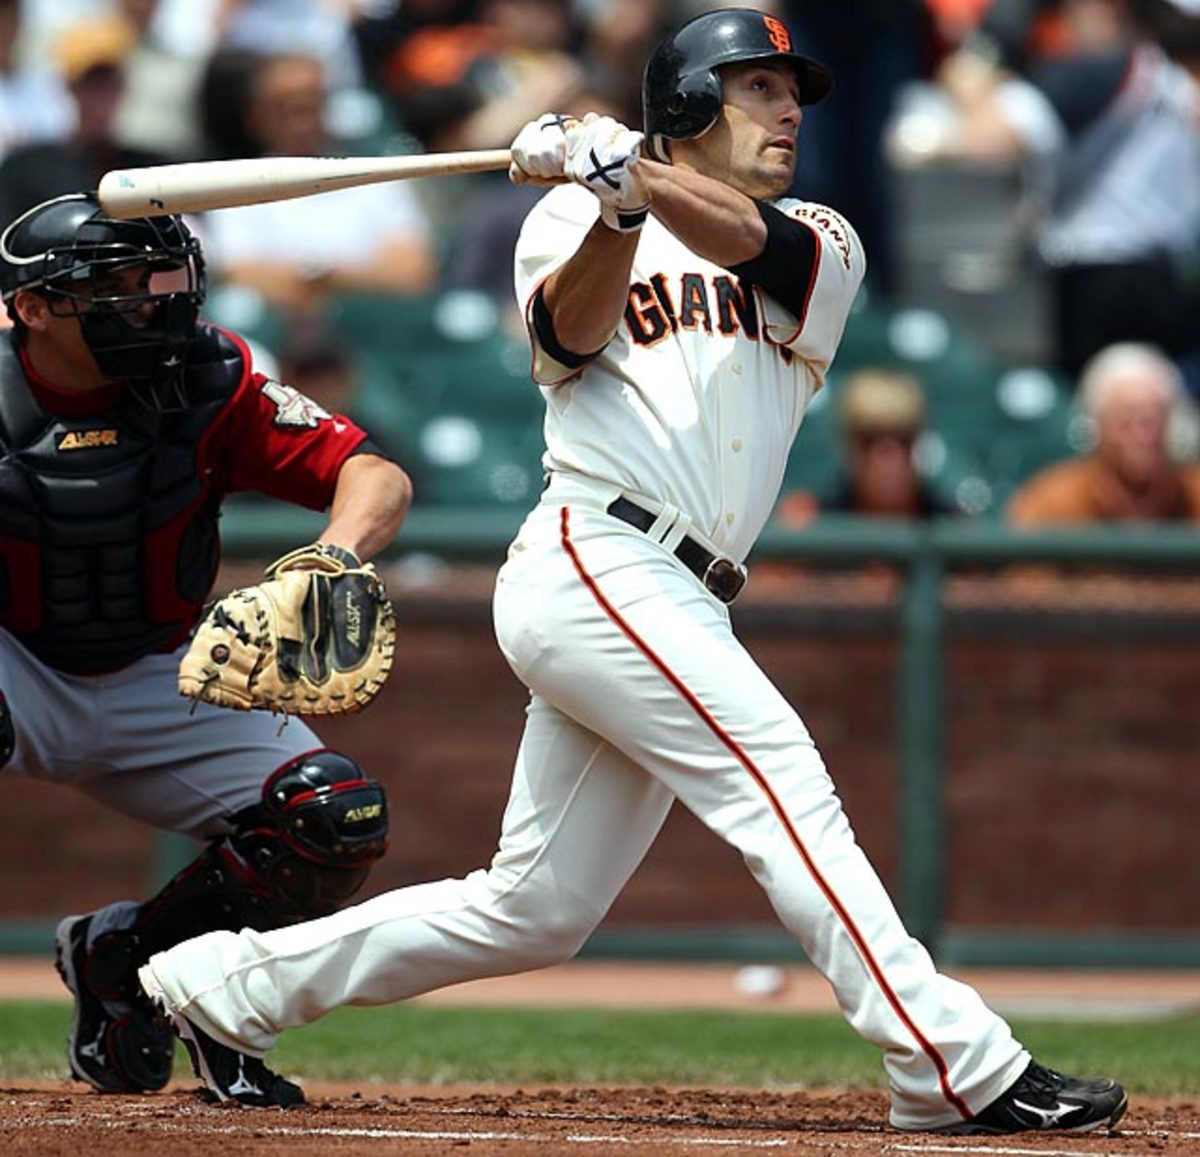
[177,1017,306,1107]
[54,915,174,1094]
[938,1059,1128,1135]
[139,959,303,1106]
[169,1010,305,1107]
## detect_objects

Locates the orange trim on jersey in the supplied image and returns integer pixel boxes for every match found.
[624,281,676,350]
[763,219,821,349]
[557,505,973,1123]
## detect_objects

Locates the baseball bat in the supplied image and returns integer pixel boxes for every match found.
[97,149,514,219]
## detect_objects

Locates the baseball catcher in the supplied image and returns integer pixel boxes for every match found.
[179,542,396,716]
[0,189,408,1103]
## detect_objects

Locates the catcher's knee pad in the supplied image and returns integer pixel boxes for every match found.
[230,748,389,915]
[90,750,388,999]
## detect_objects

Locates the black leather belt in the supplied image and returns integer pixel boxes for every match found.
[606,496,747,604]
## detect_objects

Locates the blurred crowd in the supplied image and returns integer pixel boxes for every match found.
[3,0,1200,527]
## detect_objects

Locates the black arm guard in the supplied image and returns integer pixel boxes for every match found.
[531,285,607,369]
[726,200,819,320]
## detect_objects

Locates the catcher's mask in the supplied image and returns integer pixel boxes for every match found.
[0,192,205,398]
[642,8,832,161]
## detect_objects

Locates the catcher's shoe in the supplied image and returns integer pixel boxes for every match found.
[54,915,174,1094]
[139,964,304,1107]
[934,1060,1128,1135]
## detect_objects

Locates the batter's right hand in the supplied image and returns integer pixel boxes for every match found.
[509,114,576,186]
[564,113,649,233]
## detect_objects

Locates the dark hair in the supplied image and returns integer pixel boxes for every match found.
[276,329,355,379]
[4,298,30,343]
[199,48,267,159]
[1129,0,1200,61]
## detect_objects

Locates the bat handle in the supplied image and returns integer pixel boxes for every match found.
[440,149,513,174]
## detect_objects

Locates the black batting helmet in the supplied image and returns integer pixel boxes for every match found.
[643,8,832,161]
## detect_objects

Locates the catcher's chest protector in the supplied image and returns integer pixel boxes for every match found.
[0,331,243,671]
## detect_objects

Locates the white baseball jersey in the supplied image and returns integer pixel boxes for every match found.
[514,184,865,562]
[141,180,1029,1131]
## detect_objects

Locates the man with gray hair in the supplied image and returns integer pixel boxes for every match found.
[1006,342,1200,524]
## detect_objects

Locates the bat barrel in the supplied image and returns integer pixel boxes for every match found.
[98,150,513,219]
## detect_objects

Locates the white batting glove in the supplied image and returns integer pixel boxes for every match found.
[564,114,649,233]
[509,113,574,186]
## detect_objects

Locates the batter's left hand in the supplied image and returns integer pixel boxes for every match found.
[564,114,649,233]
[509,113,576,186]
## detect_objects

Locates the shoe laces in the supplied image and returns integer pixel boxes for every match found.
[1016,1061,1067,1102]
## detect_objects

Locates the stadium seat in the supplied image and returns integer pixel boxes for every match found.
[799,300,1071,518]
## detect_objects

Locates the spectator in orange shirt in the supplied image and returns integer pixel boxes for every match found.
[1006,342,1200,524]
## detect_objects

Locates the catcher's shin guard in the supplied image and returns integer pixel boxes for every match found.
[85,749,388,1001]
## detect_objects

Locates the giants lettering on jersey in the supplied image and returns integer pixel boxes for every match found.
[624,272,792,362]
[793,203,853,270]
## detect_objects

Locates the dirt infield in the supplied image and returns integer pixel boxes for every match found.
[1,1082,1197,1157]
[4,960,1198,1155]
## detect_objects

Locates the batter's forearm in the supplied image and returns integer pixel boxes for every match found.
[320,452,412,561]
[543,220,640,356]
[637,160,767,267]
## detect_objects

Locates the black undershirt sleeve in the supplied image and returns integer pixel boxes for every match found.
[530,285,606,369]
[726,201,819,320]
[348,438,392,462]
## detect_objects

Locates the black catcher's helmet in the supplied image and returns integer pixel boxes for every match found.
[643,8,833,161]
[0,192,205,386]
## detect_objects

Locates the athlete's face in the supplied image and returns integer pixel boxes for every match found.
[13,263,162,389]
[672,60,802,199]
[85,262,173,330]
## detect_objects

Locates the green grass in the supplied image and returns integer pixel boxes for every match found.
[5,1001,1198,1095]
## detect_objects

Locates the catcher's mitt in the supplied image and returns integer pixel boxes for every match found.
[179,542,396,716]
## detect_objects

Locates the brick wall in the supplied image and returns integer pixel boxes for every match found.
[3,572,1196,935]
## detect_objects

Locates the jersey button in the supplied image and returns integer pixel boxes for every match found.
[731,363,743,375]
[731,438,743,452]
[726,513,735,526]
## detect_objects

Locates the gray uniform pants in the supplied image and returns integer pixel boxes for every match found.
[2,627,322,938]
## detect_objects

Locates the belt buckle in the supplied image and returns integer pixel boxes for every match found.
[703,556,747,604]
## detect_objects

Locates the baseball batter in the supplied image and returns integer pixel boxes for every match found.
[139,9,1127,1135]
[0,192,405,1102]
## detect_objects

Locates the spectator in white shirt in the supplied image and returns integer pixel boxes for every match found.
[201,50,435,320]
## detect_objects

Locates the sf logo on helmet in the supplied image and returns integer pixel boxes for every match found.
[763,15,792,53]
